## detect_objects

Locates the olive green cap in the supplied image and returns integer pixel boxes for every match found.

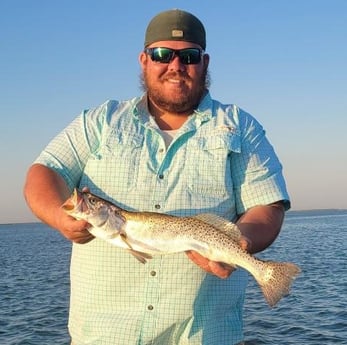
[144,9,206,50]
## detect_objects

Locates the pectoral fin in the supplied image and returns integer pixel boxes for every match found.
[120,233,152,264]
[120,232,133,249]
[128,250,153,264]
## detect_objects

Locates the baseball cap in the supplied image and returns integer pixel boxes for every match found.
[144,9,206,50]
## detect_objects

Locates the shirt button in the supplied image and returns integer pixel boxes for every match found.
[159,148,164,153]
[147,305,154,311]
[155,204,161,209]
[158,174,164,179]
[150,270,156,277]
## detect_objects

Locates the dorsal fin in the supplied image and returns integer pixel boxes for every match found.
[192,213,241,243]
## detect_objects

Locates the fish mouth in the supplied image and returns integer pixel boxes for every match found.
[62,188,83,212]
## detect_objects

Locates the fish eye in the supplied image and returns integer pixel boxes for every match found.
[88,196,97,205]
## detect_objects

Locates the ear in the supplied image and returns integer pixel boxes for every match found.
[203,53,210,68]
[139,51,148,68]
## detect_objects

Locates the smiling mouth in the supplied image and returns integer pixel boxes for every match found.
[165,77,189,86]
[167,78,181,83]
[163,72,189,84]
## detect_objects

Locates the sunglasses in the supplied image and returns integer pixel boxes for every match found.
[144,47,203,65]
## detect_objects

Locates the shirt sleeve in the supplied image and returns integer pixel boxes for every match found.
[34,101,113,191]
[231,109,290,214]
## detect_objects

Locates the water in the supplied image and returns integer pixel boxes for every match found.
[0,211,346,344]
[0,223,71,345]
[243,210,347,344]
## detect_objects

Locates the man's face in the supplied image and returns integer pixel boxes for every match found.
[139,41,210,114]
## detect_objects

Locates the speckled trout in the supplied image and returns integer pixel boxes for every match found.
[62,188,300,307]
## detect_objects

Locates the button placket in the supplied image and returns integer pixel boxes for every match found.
[141,259,161,343]
[145,259,159,308]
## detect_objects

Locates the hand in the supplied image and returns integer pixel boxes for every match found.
[186,251,235,279]
[185,237,250,279]
[54,208,94,244]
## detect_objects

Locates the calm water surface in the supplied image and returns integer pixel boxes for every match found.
[243,211,347,344]
[0,211,346,344]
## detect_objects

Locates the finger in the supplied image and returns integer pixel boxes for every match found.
[186,251,213,272]
[64,223,94,244]
[186,251,210,267]
[72,231,95,244]
[186,251,234,279]
[208,261,235,279]
[239,237,251,251]
[74,234,95,244]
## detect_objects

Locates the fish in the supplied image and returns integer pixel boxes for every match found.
[62,188,301,307]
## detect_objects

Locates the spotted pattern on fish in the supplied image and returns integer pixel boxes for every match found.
[62,188,301,307]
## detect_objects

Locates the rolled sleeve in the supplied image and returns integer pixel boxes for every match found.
[231,111,290,214]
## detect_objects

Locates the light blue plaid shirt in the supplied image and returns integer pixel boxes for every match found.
[35,92,290,345]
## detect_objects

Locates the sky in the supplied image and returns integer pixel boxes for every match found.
[1,0,346,223]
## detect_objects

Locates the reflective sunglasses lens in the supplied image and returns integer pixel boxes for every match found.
[179,49,201,64]
[152,48,174,63]
[148,48,202,64]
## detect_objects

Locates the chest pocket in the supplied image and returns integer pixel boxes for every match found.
[81,129,144,193]
[185,131,241,199]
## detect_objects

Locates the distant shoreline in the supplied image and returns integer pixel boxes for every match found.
[287,209,347,216]
[1,209,347,226]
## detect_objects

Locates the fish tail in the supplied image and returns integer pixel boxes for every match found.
[257,261,301,307]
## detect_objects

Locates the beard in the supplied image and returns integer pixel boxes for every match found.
[140,68,211,114]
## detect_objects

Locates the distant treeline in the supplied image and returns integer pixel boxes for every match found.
[287,209,347,217]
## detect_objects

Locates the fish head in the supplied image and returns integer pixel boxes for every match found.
[61,188,81,212]
[62,188,111,227]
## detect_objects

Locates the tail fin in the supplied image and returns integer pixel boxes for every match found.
[258,261,301,307]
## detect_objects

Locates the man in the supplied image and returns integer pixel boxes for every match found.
[24,9,290,345]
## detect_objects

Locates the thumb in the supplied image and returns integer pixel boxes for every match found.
[239,236,252,252]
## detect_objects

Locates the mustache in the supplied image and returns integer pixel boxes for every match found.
[161,72,190,82]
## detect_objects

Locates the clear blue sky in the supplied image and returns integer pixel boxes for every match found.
[1,0,346,223]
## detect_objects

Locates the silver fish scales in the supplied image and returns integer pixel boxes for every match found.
[62,188,301,307]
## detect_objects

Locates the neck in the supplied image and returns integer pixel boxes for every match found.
[148,99,192,130]
[153,112,190,130]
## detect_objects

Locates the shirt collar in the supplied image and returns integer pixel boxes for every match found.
[194,91,213,122]
[132,94,149,118]
[132,92,214,126]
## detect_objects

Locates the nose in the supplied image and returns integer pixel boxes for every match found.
[168,55,186,71]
